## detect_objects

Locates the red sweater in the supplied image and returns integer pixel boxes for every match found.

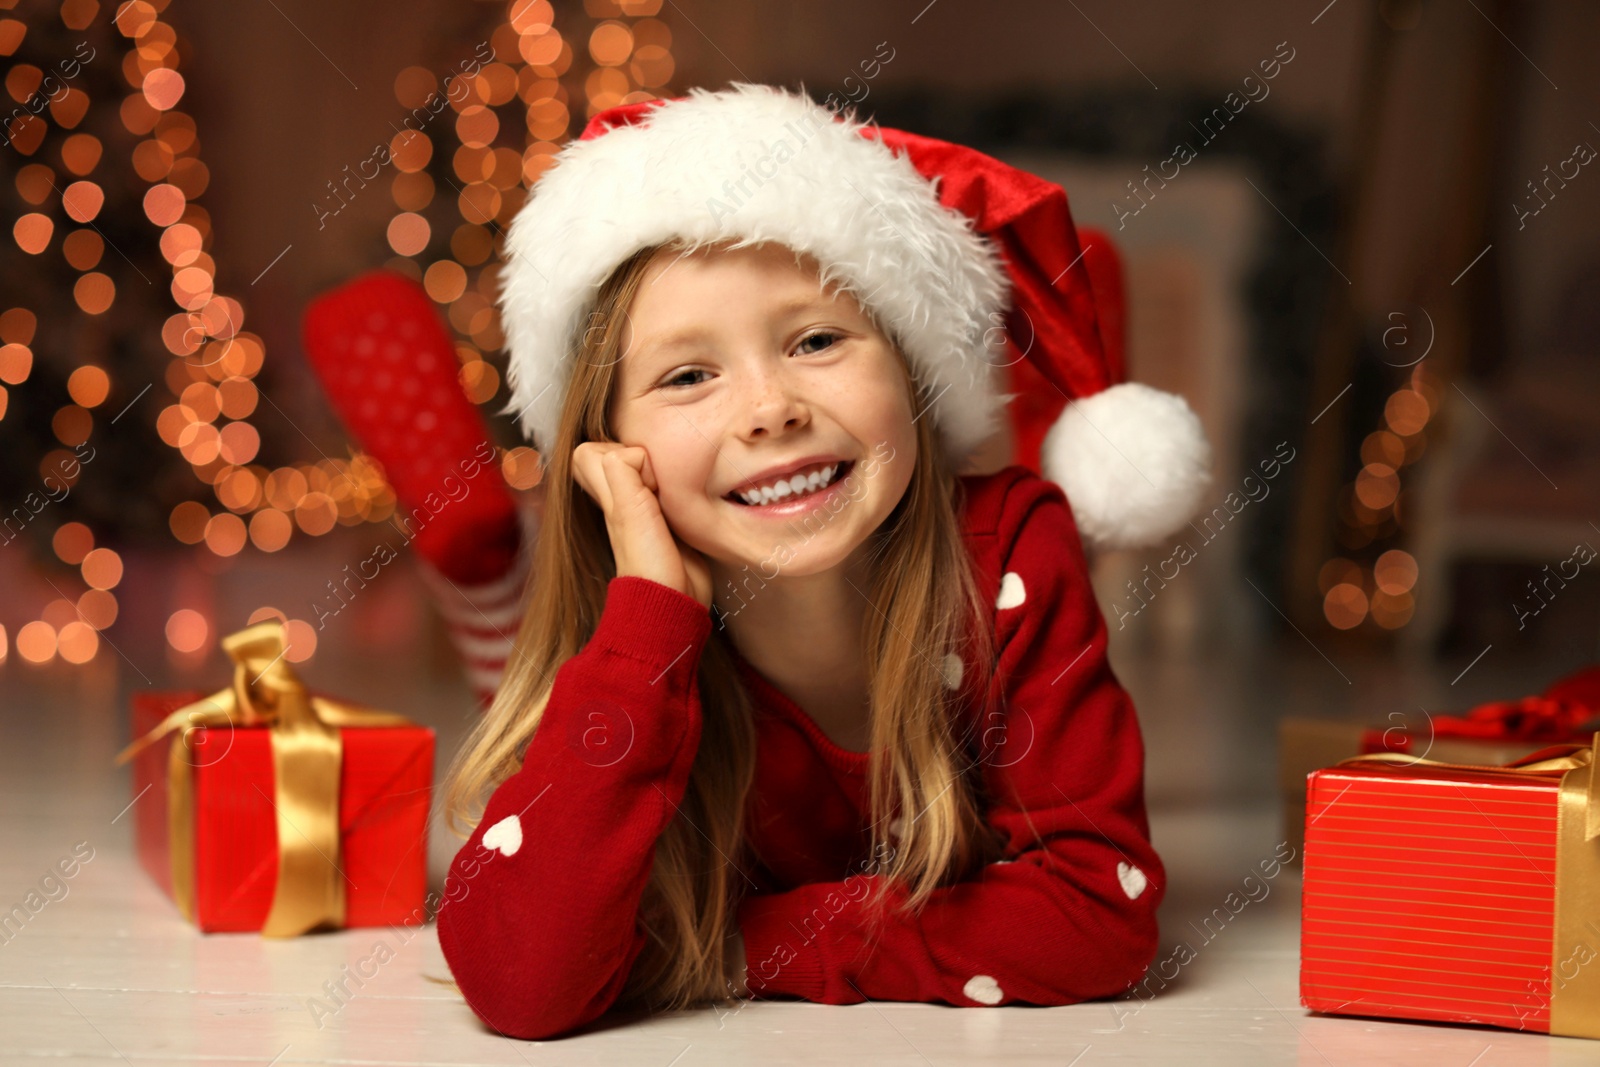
[436,465,1164,1038]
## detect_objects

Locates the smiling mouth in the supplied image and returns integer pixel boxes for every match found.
[724,460,854,507]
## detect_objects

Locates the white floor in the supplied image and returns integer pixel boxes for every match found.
[2,563,1595,1064]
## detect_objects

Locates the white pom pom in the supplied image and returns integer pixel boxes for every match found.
[1040,382,1212,553]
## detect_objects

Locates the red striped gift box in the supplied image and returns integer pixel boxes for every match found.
[1300,742,1600,1038]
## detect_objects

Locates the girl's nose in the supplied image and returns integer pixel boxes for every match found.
[739,363,809,438]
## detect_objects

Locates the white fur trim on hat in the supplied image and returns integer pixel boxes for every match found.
[496,82,1012,462]
[1040,382,1214,553]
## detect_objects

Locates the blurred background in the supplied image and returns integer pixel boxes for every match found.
[3,0,1599,835]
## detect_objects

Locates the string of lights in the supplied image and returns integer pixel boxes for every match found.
[1318,360,1437,631]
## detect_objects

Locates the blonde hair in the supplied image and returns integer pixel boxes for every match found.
[442,238,1006,1014]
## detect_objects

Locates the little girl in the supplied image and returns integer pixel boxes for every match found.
[436,83,1210,1040]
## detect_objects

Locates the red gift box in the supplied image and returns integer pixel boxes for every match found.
[1280,665,1600,856]
[1300,738,1600,1038]
[121,623,434,935]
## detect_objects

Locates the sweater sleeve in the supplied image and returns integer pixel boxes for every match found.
[436,575,713,1039]
[735,474,1165,1007]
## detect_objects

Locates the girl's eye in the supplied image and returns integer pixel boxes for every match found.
[657,333,839,389]
[796,330,840,356]
[660,368,711,390]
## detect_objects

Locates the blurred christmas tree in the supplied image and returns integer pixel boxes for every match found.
[4,0,398,583]
[0,0,673,665]
[1,0,271,555]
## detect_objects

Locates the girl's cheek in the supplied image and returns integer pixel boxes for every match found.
[657,483,711,532]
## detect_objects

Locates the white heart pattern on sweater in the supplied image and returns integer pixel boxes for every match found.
[941,652,964,690]
[483,814,523,857]
[1117,861,1148,900]
[995,572,1026,610]
[963,974,1004,1005]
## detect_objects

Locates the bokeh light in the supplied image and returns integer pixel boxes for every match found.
[16,620,57,664]
[247,606,289,626]
[0,18,23,55]
[51,405,92,446]
[57,621,99,664]
[1373,549,1418,596]
[13,212,52,254]
[77,588,118,630]
[81,547,124,590]
[1316,557,1360,596]
[294,493,337,536]
[424,260,468,303]
[283,618,317,663]
[166,608,209,653]
[503,446,542,490]
[216,377,258,419]
[43,598,78,629]
[1370,589,1416,630]
[0,342,31,384]
[589,21,634,66]
[159,221,202,266]
[1383,389,1430,436]
[1323,583,1369,630]
[390,130,432,172]
[387,212,430,256]
[1354,463,1400,511]
[1360,429,1405,469]
[143,182,186,226]
[67,366,110,407]
[391,171,434,212]
[52,521,94,564]
[61,180,104,222]
[62,229,104,270]
[141,67,185,110]
[459,359,499,403]
[180,380,220,421]
[169,500,209,543]
[218,421,260,464]
[0,307,34,344]
[248,508,292,552]
[73,272,115,314]
[202,511,247,556]
[393,65,437,109]
[61,132,103,175]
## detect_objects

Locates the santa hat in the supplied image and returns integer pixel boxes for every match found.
[497,83,1211,552]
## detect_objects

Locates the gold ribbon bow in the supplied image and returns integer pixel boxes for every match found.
[1334,734,1600,1038]
[115,621,413,937]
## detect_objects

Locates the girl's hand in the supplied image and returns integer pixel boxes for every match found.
[572,442,713,610]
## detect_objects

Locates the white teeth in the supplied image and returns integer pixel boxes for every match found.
[737,463,840,506]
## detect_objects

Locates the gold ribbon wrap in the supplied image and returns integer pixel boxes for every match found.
[115,621,413,937]
[1333,734,1600,1038]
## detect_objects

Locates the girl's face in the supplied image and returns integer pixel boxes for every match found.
[606,241,916,577]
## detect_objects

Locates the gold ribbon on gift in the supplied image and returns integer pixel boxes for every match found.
[1333,734,1600,1038]
[114,621,413,938]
